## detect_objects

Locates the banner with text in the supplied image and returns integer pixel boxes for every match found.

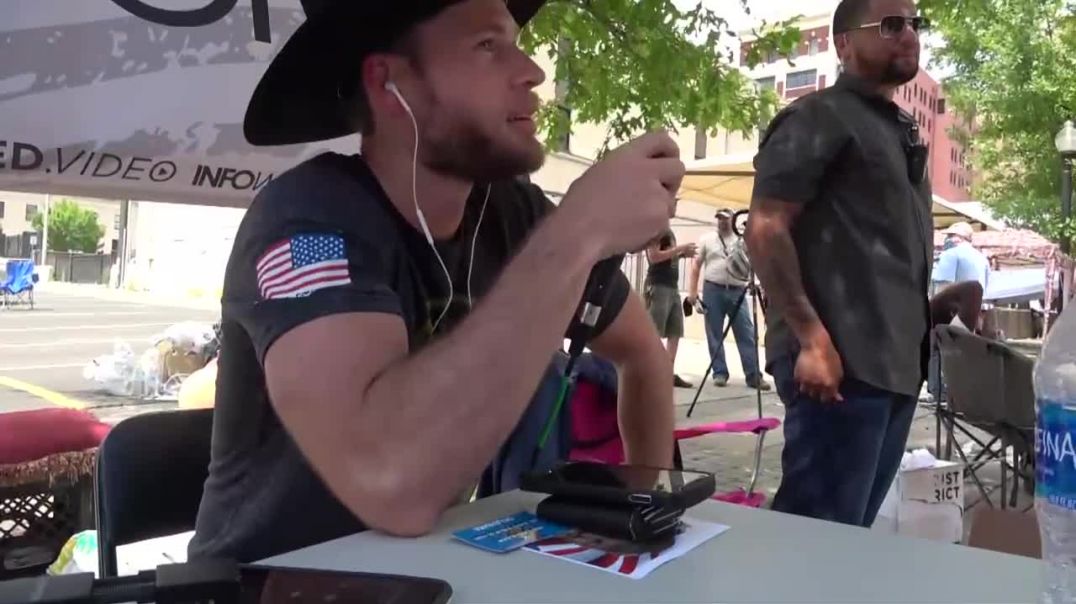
[2,0,354,207]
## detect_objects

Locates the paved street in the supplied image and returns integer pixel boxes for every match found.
[0,285,218,423]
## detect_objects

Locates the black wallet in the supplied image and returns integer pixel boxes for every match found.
[536,495,683,543]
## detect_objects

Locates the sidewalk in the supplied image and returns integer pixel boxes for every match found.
[37,281,222,312]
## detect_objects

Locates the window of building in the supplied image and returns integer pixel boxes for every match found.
[113,213,121,230]
[0,201,5,219]
[25,204,38,221]
[786,69,817,89]
[755,76,775,91]
[808,38,820,56]
[928,118,932,132]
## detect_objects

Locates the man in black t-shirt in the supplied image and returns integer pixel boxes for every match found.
[644,229,696,388]
[190,0,684,562]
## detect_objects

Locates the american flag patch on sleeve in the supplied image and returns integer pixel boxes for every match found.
[256,233,351,299]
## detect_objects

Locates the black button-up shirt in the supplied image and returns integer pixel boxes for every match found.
[752,73,933,396]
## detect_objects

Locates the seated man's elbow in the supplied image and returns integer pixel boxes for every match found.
[344,462,443,537]
[363,503,440,537]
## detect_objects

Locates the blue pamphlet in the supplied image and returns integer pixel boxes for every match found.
[453,512,569,554]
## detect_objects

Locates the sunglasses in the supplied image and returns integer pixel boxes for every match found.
[850,15,930,39]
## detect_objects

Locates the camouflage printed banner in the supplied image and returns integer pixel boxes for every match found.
[1,0,355,207]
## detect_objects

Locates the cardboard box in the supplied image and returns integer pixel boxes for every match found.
[873,458,965,543]
[898,460,965,543]
[967,508,1042,559]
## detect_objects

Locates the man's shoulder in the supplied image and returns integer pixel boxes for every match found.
[236,153,399,251]
[759,91,846,150]
[247,153,375,220]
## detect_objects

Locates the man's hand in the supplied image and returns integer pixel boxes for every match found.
[795,330,844,403]
[560,131,684,258]
[678,243,698,259]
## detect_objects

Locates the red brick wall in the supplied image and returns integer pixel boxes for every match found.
[785,86,817,99]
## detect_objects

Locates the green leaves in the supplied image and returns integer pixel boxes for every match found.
[31,199,106,254]
[520,0,797,154]
[921,0,1076,246]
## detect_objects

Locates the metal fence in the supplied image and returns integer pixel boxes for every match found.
[47,252,111,285]
[622,253,693,292]
[2,232,39,259]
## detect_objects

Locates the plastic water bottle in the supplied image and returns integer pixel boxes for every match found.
[1034,305,1076,602]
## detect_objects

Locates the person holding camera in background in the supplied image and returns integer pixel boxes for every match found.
[686,209,770,391]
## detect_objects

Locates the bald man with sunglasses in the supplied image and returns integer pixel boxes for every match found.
[745,0,935,527]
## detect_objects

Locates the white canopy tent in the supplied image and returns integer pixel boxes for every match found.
[1,0,350,209]
[678,155,1007,231]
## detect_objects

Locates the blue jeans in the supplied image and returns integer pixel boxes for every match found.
[702,281,760,383]
[770,354,917,527]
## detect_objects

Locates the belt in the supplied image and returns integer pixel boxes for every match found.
[705,281,746,289]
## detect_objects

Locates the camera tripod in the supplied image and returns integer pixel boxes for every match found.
[685,271,767,419]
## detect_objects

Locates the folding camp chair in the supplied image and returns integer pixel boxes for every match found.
[934,326,1035,510]
[1,259,37,309]
[568,378,781,508]
[94,409,212,577]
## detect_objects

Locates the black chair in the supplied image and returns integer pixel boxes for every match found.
[94,409,212,577]
[935,326,1035,510]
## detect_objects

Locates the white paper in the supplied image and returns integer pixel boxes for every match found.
[524,518,729,580]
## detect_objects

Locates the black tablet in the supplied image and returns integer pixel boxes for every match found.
[0,563,452,604]
[521,461,716,509]
[239,565,452,604]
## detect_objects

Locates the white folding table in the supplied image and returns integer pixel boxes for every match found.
[263,490,1044,603]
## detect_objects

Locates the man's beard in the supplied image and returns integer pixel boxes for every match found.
[880,60,918,86]
[422,108,544,182]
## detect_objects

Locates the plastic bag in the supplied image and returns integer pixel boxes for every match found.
[155,322,217,357]
[47,530,99,577]
[82,340,162,399]
[82,342,138,396]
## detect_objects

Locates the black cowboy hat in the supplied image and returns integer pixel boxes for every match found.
[244,0,548,146]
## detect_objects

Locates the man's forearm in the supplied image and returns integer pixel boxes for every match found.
[359,209,601,522]
[688,260,701,298]
[746,222,824,344]
[617,354,675,467]
[648,247,681,264]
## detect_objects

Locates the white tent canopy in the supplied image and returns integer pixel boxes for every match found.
[679,154,1007,231]
[1,0,351,208]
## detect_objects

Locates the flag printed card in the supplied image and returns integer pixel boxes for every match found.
[453,512,570,554]
[524,518,729,579]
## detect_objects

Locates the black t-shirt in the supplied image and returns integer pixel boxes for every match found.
[645,230,678,287]
[189,153,629,562]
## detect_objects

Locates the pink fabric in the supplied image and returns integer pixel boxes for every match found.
[713,489,768,508]
[567,376,779,509]
[569,381,619,446]
[0,408,110,465]
[674,418,781,440]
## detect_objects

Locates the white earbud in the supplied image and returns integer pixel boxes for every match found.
[385,81,415,119]
[384,80,489,333]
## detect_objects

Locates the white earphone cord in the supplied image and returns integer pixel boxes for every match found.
[393,83,489,333]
